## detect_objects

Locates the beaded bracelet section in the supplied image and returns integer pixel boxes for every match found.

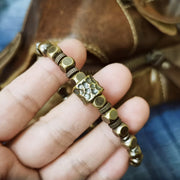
[36,41,143,166]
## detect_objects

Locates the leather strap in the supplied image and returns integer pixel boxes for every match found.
[148,51,180,89]
[116,0,138,54]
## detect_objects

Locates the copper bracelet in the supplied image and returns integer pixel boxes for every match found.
[36,41,143,166]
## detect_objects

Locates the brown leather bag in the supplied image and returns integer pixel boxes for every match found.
[0,0,180,115]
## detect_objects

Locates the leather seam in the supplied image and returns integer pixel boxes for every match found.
[158,72,167,101]
[120,0,154,8]
[116,0,138,55]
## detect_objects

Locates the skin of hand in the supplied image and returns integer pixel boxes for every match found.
[0,39,149,180]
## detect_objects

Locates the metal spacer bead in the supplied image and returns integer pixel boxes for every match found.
[55,53,67,65]
[109,118,122,129]
[122,135,137,150]
[99,102,111,114]
[66,67,79,78]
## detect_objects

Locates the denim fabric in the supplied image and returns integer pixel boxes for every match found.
[122,102,180,180]
[0,0,31,51]
[0,1,180,180]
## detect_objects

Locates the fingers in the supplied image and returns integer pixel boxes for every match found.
[87,148,129,180]
[87,97,149,180]
[0,39,86,141]
[40,97,149,180]
[118,97,149,134]
[10,63,132,168]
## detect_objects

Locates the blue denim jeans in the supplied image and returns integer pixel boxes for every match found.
[0,0,31,51]
[1,1,180,179]
[123,102,180,180]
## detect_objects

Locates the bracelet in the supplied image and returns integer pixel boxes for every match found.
[36,41,143,166]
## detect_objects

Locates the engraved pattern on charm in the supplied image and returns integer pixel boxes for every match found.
[73,75,103,104]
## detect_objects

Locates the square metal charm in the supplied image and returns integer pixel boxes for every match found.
[73,75,103,104]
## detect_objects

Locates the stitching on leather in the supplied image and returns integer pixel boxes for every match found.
[116,0,138,54]
[158,72,167,101]
[120,0,154,9]
[145,0,155,3]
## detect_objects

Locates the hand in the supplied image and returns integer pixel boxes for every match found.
[0,39,149,180]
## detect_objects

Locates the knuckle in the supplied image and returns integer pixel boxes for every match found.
[70,156,92,178]
[4,87,40,114]
[47,123,76,149]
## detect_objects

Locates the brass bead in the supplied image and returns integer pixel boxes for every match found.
[71,71,86,84]
[73,75,103,104]
[130,155,143,167]
[122,135,137,150]
[37,42,53,56]
[59,57,76,73]
[92,94,106,109]
[101,108,118,124]
[130,145,142,158]
[113,122,129,138]
[47,45,62,60]
[36,42,42,56]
